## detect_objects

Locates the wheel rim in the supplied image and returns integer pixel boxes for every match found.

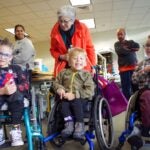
[98,97,114,149]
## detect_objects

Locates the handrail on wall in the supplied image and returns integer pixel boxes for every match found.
[97,53,107,79]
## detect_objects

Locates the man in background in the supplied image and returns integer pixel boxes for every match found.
[114,28,140,100]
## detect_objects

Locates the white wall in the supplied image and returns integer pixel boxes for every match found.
[34,40,54,72]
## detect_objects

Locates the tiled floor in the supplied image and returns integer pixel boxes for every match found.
[1,112,149,150]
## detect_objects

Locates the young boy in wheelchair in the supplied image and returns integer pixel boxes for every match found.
[127,38,150,149]
[53,47,95,140]
[0,38,29,146]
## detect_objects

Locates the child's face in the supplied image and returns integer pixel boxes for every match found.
[0,45,12,68]
[70,53,86,71]
[145,44,150,57]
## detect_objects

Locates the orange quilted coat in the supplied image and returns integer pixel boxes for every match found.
[50,19,96,77]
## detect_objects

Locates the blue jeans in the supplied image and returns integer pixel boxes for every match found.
[120,70,138,100]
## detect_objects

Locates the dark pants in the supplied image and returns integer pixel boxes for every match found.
[139,89,150,128]
[120,70,138,100]
[0,91,24,125]
[61,99,87,122]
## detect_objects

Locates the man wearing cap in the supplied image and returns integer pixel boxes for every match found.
[50,5,96,77]
[114,28,140,100]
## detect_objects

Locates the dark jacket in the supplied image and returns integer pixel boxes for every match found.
[114,40,139,67]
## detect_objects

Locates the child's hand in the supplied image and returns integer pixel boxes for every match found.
[3,81,17,95]
[139,65,150,74]
[57,88,65,99]
[64,92,75,101]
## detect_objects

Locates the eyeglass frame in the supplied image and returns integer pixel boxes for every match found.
[58,19,73,24]
[0,52,12,59]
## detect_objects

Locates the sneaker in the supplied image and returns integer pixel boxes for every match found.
[127,126,143,149]
[10,128,24,146]
[0,128,5,145]
[128,135,143,150]
[73,122,85,140]
[61,121,74,138]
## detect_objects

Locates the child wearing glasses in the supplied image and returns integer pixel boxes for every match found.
[0,38,29,146]
[127,39,150,150]
[53,47,95,140]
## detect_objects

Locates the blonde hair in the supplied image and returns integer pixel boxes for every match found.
[117,28,126,34]
[68,47,86,60]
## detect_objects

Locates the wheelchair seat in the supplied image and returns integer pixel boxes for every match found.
[46,95,114,150]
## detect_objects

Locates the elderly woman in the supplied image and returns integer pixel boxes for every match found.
[50,5,96,77]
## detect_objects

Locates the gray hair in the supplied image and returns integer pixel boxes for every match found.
[57,5,76,22]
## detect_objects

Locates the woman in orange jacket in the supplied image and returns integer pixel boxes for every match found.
[50,5,96,77]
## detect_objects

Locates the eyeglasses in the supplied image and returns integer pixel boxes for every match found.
[58,19,72,24]
[0,52,12,59]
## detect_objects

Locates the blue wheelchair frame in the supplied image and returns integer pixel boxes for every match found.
[0,87,45,150]
[117,91,150,150]
[43,66,114,150]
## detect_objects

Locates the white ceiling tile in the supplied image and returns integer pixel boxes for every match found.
[27,1,51,11]
[113,0,133,9]
[0,8,14,17]
[0,0,23,6]
[7,5,32,14]
[133,0,150,7]
[93,2,112,11]
[129,7,149,14]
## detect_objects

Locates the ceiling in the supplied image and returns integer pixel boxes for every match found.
[0,0,150,43]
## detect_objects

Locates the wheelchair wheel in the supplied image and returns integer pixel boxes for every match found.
[47,100,65,147]
[94,95,114,150]
[30,88,46,150]
[125,91,139,130]
[33,137,45,150]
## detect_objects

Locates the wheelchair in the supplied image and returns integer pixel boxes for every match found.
[0,86,46,150]
[116,91,150,150]
[44,70,115,150]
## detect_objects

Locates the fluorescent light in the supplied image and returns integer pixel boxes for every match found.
[5,28,28,36]
[70,0,91,6]
[80,18,95,29]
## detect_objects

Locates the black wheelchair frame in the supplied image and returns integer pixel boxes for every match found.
[44,67,115,150]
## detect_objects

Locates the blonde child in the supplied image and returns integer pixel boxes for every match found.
[53,47,95,140]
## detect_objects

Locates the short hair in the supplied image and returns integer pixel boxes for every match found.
[14,24,25,40]
[0,38,13,49]
[68,47,87,61]
[117,28,126,34]
[57,5,76,22]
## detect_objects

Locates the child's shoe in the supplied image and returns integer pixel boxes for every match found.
[0,128,5,145]
[73,122,85,140]
[61,121,74,138]
[127,126,143,149]
[10,128,24,146]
